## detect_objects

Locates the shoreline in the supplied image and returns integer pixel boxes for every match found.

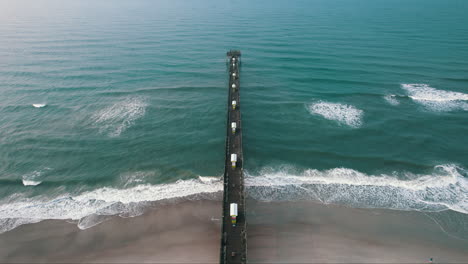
[0,199,467,263]
[0,200,222,263]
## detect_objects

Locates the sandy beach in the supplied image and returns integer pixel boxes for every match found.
[248,200,468,263]
[0,199,467,263]
[0,200,222,263]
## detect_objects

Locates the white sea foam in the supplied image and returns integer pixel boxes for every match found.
[120,171,154,187]
[32,103,46,108]
[2,166,467,233]
[21,168,50,186]
[308,101,363,128]
[383,94,400,106]
[246,164,468,214]
[402,84,468,111]
[91,96,148,137]
[0,176,222,233]
[22,180,42,186]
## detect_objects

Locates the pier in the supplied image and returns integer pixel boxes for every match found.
[220,50,247,264]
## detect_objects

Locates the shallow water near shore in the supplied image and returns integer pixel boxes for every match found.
[0,0,467,245]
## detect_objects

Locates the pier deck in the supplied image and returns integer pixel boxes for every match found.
[220,50,246,264]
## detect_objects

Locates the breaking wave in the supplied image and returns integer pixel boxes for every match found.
[246,164,468,214]
[91,96,148,137]
[308,101,363,128]
[383,94,400,106]
[402,84,468,111]
[0,177,222,233]
[21,168,51,186]
[22,180,42,186]
[1,165,467,233]
[32,103,46,108]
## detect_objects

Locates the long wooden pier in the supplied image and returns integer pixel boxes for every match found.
[220,50,247,264]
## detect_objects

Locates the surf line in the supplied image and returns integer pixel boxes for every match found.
[220,50,247,264]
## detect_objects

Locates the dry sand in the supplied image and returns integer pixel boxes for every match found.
[0,199,467,263]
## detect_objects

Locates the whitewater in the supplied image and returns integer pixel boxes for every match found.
[1,0,468,250]
[1,164,466,233]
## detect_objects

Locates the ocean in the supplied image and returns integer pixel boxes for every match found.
[0,0,467,239]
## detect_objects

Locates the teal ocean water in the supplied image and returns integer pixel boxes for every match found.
[0,0,467,235]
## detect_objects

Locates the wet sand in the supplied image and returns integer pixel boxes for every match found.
[0,200,222,263]
[248,200,468,263]
[0,200,467,263]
